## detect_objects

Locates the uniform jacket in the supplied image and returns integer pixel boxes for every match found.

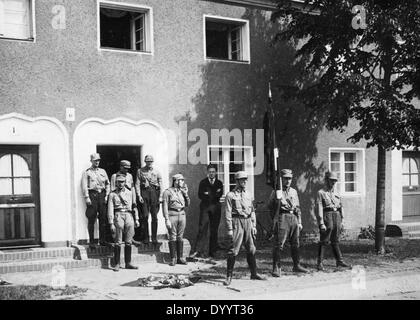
[268,187,302,224]
[81,167,110,198]
[162,187,190,218]
[110,172,134,192]
[107,187,138,224]
[315,187,344,226]
[135,166,162,196]
[224,186,256,232]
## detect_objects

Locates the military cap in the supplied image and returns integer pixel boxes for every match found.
[172,173,185,181]
[120,160,131,168]
[90,153,101,161]
[280,169,293,178]
[144,155,154,162]
[235,171,248,180]
[116,174,126,182]
[325,171,338,180]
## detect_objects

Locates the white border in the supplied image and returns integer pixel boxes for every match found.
[97,0,154,56]
[203,14,251,65]
[328,147,366,197]
[0,0,36,43]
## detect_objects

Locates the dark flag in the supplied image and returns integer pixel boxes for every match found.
[263,83,278,189]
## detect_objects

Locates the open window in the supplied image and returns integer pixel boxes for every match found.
[99,1,152,53]
[0,0,35,41]
[204,15,250,63]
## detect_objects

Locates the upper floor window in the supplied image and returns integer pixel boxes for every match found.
[99,1,152,54]
[0,0,34,41]
[204,15,250,63]
[208,146,254,197]
[329,148,365,196]
[402,151,420,188]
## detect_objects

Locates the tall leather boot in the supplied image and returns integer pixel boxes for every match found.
[247,253,265,280]
[291,247,309,273]
[332,243,351,268]
[317,243,326,271]
[113,245,121,272]
[176,240,187,265]
[99,222,107,246]
[223,255,235,286]
[151,220,158,244]
[271,248,281,277]
[124,244,138,269]
[168,241,177,266]
[88,223,95,246]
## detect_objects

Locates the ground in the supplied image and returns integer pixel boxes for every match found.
[1,238,420,300]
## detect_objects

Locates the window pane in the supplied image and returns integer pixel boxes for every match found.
[410,158,419,174]
[330,152,340,162]
[209,148,222,162]
[13,177,31,194]
[0,155,12,177]
[403,174,410,186]
[345,183,356,192]
[345,173,356,182]
[345,162,356,172]
[12,154,30,176]
[100,7,133,50]
[411,174,419,186]
[3,0,31,39]
[330,163,340,173]
[0,178,13,195]
[344,152,356,161]
[402,158,410,174]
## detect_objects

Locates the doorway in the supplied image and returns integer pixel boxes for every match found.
[96,145,142,183]
[0,145,41,248]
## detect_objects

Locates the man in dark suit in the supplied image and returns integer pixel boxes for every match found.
[191,164,224,258]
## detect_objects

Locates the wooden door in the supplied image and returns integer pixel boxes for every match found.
[0,145,41,248]
[402,151,420,218]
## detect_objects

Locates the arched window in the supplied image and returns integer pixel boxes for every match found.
[0,154,31,196]
[402,156,419,187]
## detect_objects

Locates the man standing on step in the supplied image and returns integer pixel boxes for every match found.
[268,169,308,277]
[81,153,110,247]
[135,155,162,244]
[191,164,224,258]
[162,174,190,266]
[108,174,140,272]
[223,171,265,286]
[110,160,134,192]
[315,171,351,271]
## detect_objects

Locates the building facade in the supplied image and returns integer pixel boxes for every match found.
[0,0,418,248]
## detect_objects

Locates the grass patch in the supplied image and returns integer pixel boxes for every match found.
[0,285,87,300]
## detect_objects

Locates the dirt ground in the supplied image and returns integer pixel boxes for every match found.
[2,238,420,300]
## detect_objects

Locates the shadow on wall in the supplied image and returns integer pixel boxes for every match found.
[173,9,327,244]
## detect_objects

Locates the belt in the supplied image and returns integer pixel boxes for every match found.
[232,214,251,219]
[143,185,160,190]
[324,208,339,213]
[169,208,184,212]
[88,189,105,193]
[115,209,130,213]
[280,210,294,214]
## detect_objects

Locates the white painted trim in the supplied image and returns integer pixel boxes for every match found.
[0,0,36,43]
[97,0,154,55]
[391,149,403,221]
[328,147,366,197]
[0,112,71,243]
[203,14,251,64]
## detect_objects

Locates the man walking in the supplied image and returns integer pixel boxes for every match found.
[315,171,351,270]
[81,153,110,247]
[162,174,190,266]
[268,169,308,277]
[223,171,265,286]
[191,164,224,258]
[108,175,140,272]
[135,155,162,244]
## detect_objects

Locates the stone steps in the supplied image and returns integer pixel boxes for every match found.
[0,239,190,274]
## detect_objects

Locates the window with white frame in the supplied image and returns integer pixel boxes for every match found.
[0,0,34,41]
[208,146,254,197]
[99,2,152,53]
[204,15,250,63]
[329,149,365,195]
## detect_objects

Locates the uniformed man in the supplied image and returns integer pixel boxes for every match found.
[107,174,140,272]
[135,155,162,244]
[223,171,265,286]
[191,164,224,258]
[81,153,110,246]
[268,169,308,277]
[315,171,351,270]
[110,160,134,191]
[162,174,190,266]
